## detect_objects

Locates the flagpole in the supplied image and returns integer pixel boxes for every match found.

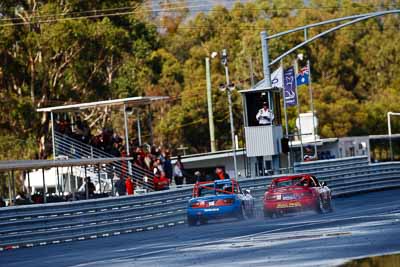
[307,60,318,159]
[280,60,291,171]
[294,60,304,161]
[303,29,318,160]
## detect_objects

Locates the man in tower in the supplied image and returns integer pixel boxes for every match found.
[256,102,274,125]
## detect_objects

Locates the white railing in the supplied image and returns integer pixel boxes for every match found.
[54,131,154,191]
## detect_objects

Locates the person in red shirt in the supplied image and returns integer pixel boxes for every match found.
[215,167,230,180]
[125,177,134,195]
[153,171,170,191]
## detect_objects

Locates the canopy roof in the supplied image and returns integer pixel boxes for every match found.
[37,96,168,113]
[239,79,281,94]
[0,157,132,172]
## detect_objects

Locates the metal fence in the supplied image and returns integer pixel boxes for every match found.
[1,156,400,251]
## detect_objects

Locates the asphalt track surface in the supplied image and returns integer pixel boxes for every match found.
[1,189,400,267]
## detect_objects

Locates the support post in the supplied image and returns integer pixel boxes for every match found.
[97,164,101,193]
[123,104,132,176]
[303,29,318,159]
[227,88,238,179]
[123,104,130,155]
[56,167,60,195]
[7,173,12,206]
[388,112,393,161]
[74,171,78,192]
[307,59,318,159]
[206,57,216,152]
[84,165,88,200]
[27,171,31,200]
[42,168,47,203]
[294,60,304,161]
[111,166,114,196]
[261,31,280,172]
[147,105,154,145]
[70,166,73,195]
[280,60,291,171]
[261,31,271,86]
[51,112,56,159]
[137,109,142,146]
[222,49,238,180]
[11,170,16,205]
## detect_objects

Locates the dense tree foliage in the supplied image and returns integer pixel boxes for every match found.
[155,0,400,154]
[0,0,400,159]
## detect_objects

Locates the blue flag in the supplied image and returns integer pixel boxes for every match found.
[284,67,297,107]
[296,66,309,86]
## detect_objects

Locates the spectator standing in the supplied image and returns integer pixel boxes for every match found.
[304,146,316,161]
[74,116,85,139]
[153,171,170,191]
[216,167,230,180]
[110,142,121,158]
[173,155,184,185]
[85,177,95,197]
[163,150,173,182]
[134,153,146,169]
[115,177,126,196]
[154,158,164,175]
[144,153,153,170]
[194,171,203,183]
[256,102,274,125]
[125,177,134,195]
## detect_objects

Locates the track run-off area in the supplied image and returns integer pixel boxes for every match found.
[1,189,400,267]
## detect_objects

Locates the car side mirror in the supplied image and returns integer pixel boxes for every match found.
[321,181,327,187]
[243,189,251,195]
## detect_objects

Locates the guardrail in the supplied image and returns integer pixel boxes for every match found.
[293,156,369,173]
[1,157,400,251]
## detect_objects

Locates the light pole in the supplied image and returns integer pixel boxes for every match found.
[205,52,218,152]
[293,58,304,161]
[220,49,238,179]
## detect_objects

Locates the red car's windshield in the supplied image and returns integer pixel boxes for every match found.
[273,176,311,188]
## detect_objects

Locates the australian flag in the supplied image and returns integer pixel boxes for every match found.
[296,66,309,86]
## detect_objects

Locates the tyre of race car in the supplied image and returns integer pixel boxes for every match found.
[326,198,334,213]
[247,201,256,218]
[187,216,197,226]
[199,218,208,225]
[247,207,255,218]
[315,197,324,214]
[236,205,246,220]
[264,209,273,219]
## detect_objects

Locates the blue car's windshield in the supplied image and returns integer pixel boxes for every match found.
[197,182,234,197]
[198,185,215,197]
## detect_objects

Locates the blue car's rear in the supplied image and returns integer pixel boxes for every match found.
[187,179,242,226]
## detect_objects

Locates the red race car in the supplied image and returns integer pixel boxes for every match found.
[263,174,333,218]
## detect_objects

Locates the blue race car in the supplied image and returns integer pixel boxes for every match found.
[187,179,255,226]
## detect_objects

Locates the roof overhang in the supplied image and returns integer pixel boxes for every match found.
[174,149,246,163]
[289,138,338,147]
[37,96,169,113]
[239,85,281,95]
[0,157,132,172]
